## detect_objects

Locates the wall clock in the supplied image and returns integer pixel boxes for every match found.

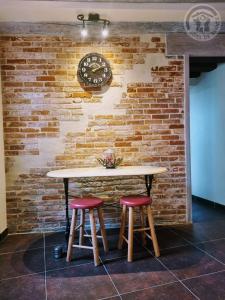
[78,53,112,87]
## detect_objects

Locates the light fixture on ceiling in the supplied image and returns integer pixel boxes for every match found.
[77,13,110,38]
[102,22,109,38]
[81,22,88,37]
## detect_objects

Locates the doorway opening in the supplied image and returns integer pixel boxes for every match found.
[189,56,225,223]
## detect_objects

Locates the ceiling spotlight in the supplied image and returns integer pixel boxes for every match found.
[102,22,109,38]
[77,13,110,37]
[81,22,88,37]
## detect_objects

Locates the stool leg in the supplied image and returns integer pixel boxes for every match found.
[128,206,134,262]
[79,209,85,246]
[140,206,146,246]
[147,205,160,257]
[66,208,77,262]
[118,205,126,250]
[89,209,100,266]
[97,207,109,253]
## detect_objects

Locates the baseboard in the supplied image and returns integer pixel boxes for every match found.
[0,228,8,242]
[192,195,225,209]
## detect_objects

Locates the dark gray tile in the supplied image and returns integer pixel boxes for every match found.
[192,197,225,223]
[158,245,224,280]
[0,248,44,280]
[105,255,175,294]
[144,227,188,250]
[0,273,45,300]
[0,234,44,254]
[197,239,225,264]
[184,270,225,300]
[45,244,94,271]
[121,282,196,300]
[45,231,66,247]
[171,220,225,243]
[100,229,147,262]
[46,263,118,300]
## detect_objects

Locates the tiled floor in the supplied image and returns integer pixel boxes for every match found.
[0,198,225,300]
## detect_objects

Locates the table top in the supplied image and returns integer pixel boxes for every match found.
[47,165,167,178]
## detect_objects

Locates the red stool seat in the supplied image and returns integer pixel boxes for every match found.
[70,197,103,209]
[120,195,152,207]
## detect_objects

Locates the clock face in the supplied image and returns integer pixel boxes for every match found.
[78,53,112,87]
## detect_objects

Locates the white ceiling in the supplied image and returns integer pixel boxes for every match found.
[0,1,225,23]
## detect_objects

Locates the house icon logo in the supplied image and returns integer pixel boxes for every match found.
[184,4,221,41]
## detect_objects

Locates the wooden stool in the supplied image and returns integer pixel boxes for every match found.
[66,197,108,266]
[118,195,160,262]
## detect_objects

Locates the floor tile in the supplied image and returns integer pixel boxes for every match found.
[145,227,188,250]
[197,239,225,264]
[0,198,224,299]
[121,282,196,300]
[46,263,118,300]
[0,248,45,280]
[0,273,45,300]
[45,244,94,271]
[158,244,224,280]
[105,255,175,294]
[45,231,66,247]
[100,229,147,262]
[0,234,44,254]
[171,220,225,243]
[184,270,225,300]
[192,197,225,223]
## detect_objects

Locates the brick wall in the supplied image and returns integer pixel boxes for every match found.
[0,34,186,233]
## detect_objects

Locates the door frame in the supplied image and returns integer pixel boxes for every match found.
[166,33,225,223]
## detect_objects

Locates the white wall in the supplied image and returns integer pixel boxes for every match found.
[0,73,7,234]
[190,63,225,205]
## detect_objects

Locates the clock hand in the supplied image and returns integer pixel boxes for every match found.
[92,66,104,73]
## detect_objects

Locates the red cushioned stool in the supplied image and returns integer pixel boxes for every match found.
[118,195,160,262]
[66,197,108,266]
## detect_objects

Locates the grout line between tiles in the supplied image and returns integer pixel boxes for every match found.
[100,261,122,300]
[84,229,122,300]
[145,241,188,252]
[98,295,120,300]
[134,236,200,300]
[45,261,93,274]
[181,269,225,282]
[195,237,225,245]
[43,233,48,300]
[169,228,225,267]
[149,254,200,300]
[118,279,179,298]
[0,271,46,283]
[0,261,94,283]
[2,231,224,255]
[0,246,45,256]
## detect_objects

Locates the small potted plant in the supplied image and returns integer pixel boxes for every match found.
[97,149,122,169]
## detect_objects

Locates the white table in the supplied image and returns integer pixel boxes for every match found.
[47,166,167,179]
[47,165,167,257]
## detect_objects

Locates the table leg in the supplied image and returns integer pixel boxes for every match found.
[145,174,153,196]
[53,177,70,259]
[64,177,70,243]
